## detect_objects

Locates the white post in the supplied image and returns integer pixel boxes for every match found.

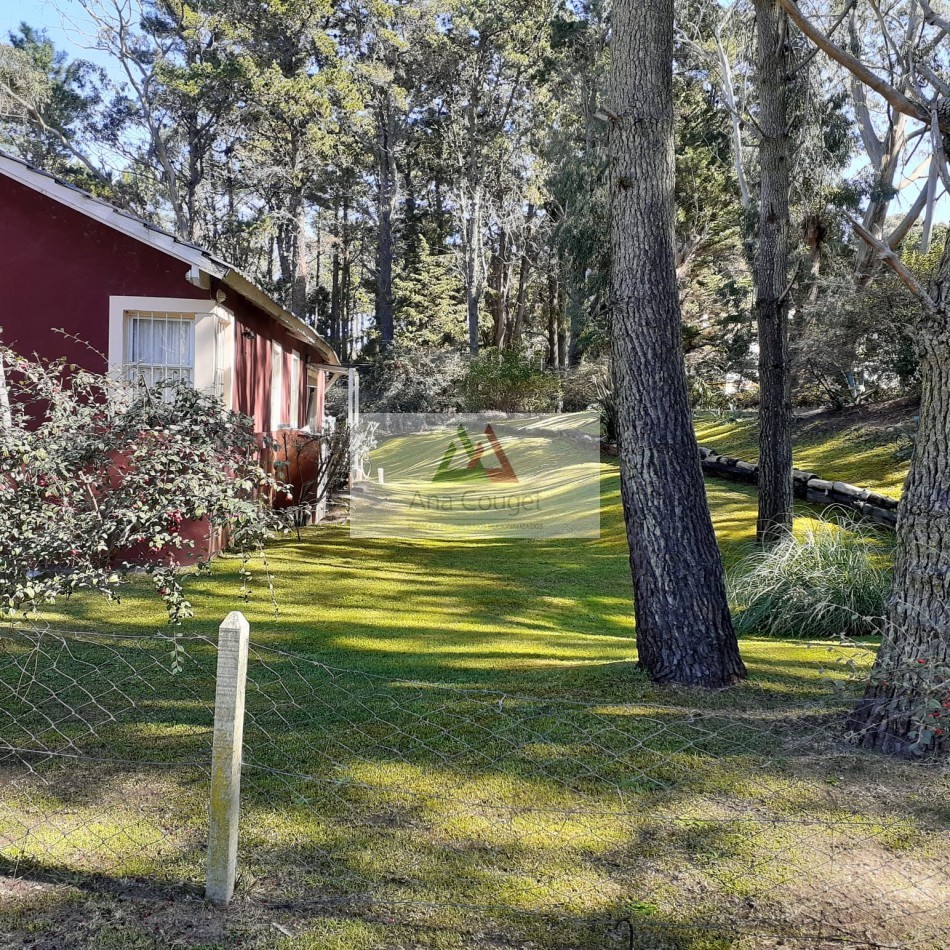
[0,355,10,429]
[206,611,250,906]
[346,368,352,491]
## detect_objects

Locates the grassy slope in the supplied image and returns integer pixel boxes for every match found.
[694,408,913,499]
[2,454,946,949]
[38,466,830,697]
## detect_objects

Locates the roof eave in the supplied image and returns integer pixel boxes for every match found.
[220,270,340,366]
[0,150,340,367]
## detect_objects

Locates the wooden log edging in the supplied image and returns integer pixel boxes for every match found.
[698,446,898,528]
[600,442,898,528]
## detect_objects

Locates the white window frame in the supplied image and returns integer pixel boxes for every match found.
[306,366,324,432]
[290,352,302,428]
[271,341,284,429]
[305,384,317,431]
[108,296,234,410]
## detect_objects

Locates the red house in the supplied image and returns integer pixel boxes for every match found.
[0,150,341,440]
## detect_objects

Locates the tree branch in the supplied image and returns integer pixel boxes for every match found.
[929,105,950,194]
[0,79,110,186]
[780,0,936,129]
[886,177,933,248]
[918,0,950,34]
[787,0,856,78]
[848,213,937,313]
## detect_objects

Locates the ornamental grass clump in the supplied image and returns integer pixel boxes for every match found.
[728,513,892,640]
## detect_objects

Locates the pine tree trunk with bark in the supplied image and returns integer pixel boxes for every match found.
[848,237,950,756]
[374,101,397,347]
[754,0,794,545]
[609,0,746,687]
[292,198,308,321]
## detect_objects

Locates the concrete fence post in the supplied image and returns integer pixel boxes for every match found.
[206,610,250,905]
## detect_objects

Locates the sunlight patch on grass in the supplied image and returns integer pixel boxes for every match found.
[695,413,910,499]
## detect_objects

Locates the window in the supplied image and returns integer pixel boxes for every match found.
[125,312,195,388]
[306,385,318,430]
[271,342,284,429]
[290,353,301,428]
[110,297,234,410]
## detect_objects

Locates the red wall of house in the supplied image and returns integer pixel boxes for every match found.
[1,170,336,567]
[224,282,320,433]
[0,175,207,371]
[0,174,328,435]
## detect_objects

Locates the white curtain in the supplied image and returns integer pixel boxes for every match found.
[127,313,194,387]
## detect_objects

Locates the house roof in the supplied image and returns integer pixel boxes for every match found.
[0,149,339,366]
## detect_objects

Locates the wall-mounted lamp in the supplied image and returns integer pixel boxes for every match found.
[241,328,257,340]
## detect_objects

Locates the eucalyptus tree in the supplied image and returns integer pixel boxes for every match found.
[544,1,611,365]
[77,0,205,237]
[781,0,950,753]
[343,0,451,347]
[609,0,746,687]
[437,0,553,354]
[142,0,242,246]
[224,0,349,318]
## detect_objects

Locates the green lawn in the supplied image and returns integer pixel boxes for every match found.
[695,409,912,499]
[1,457,947,949]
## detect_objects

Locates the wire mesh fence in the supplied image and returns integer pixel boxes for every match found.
[236,639,950,948]
[0,621,948,948]
[0,624,217,890]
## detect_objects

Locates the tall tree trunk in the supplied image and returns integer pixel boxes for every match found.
[292,193,308,321]
[754,0,794,545]
[511,204,535,347]
[512,251,531,347]
[568,270,585,368]
[848,237,950,756]
[854,113,908,284]
[403,158,420,270]
[491,228,510,349]
[341,195,351,362]
[375,104,397,347]
[546,267,559,369]
[461,184,486,355]
[557,278,568,370]
[331,231,341,357]
[609,0,746,687]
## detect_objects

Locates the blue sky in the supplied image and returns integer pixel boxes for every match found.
[0,0,121,77]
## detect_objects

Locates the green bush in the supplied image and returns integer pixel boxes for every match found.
[463,348,560,413]
[728,514,892,639]
[560,360,618,442]
[359,347,467,414]
[560,362,604,412]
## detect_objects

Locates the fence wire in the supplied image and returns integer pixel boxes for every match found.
[0,624,217,890]
[236,639,950,949]
[0,625,948,948]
